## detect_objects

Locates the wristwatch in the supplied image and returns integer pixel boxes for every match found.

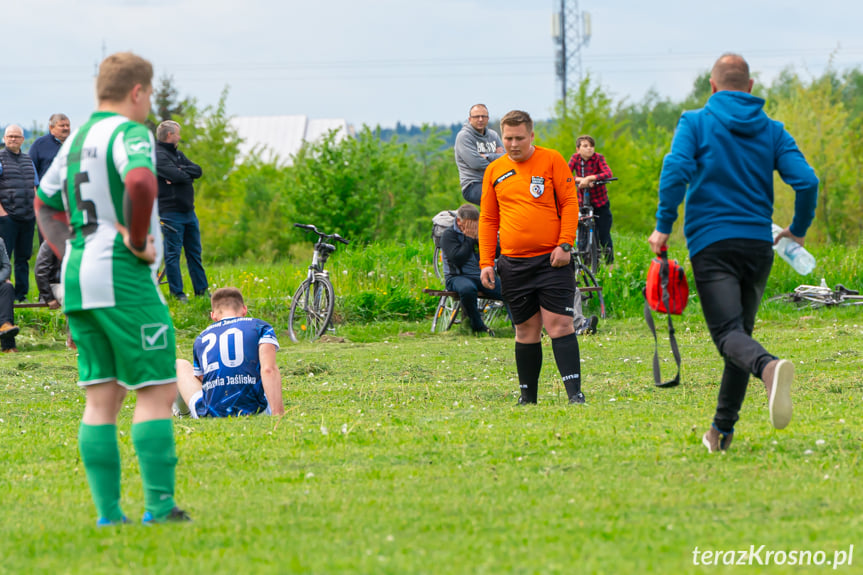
[559,243,572,253]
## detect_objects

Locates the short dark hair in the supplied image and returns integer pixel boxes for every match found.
[711,53,750,91]
[211,287,245,313]
[456,204,479,221]
[500,110,533,133]
[576,135,595,148]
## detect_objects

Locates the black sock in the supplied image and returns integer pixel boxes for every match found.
[552,333,581,398]
[514,341,542,403]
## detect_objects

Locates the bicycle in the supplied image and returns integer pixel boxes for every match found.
[576,177,617,276]
[574,258,606,319]
[288,223,350,342]
[767,282,863,308]
[428,240,509,334]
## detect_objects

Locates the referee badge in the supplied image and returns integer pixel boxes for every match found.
[529,176,545,198]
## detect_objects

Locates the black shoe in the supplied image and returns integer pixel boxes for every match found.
[172,293,189,303]
[194,289,211,298]
[517,396,537,405]
[569,391,586,405]
[142,506,192,525]
[585,315,599,335]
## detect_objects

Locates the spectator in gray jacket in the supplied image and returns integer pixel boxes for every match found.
[454,104,504,205]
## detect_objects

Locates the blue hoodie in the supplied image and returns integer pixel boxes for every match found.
[656,90,819,256]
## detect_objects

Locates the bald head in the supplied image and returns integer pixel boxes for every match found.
[3,124,24,153]
[710,53,753,93]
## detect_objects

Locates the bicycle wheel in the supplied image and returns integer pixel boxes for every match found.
[575,263,606,319]
[479,298,509,331]
[577,222,599,276]
[431,295,459,333]
[288,275,335,342]
[432,246,444,282]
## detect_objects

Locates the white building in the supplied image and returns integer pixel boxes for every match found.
[229,115,351,166]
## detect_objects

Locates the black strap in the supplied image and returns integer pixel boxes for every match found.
[644,251,681,388]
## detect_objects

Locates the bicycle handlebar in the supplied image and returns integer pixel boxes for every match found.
[293,223,350,245]
[593,177,618,185]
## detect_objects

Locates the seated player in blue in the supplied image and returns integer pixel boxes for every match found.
[173,287,285,417]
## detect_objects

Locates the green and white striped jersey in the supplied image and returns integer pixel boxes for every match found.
[37,111,165,311]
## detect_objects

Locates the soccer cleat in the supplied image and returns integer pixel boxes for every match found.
[702,423,734,453]
[96,515,129,527]
[762,359,793,429]
[569,391,586,405]
[142,506,192,525]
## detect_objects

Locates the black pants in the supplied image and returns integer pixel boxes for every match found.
[691,239,776,431]
[594,203,614,264]
[0,281,16,350]
[446,274,502,332]
[0,216,36,300]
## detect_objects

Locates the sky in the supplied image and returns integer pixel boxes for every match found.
[6,0,863,131]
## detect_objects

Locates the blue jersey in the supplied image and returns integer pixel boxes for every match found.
[192,317,279,417]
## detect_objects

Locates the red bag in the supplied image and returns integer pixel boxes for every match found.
[644,248,689,388]
[645,250,689,314]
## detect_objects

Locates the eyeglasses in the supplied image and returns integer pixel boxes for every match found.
[5,135,23,139]
[470,115,489,119]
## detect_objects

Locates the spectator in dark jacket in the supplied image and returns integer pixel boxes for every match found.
[29,114,71,179]
[0,124,39,301]
[156,121,208,303]
[0,237,20,352]
[440,204,503,335]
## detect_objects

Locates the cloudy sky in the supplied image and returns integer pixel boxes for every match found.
[6,0,863,130]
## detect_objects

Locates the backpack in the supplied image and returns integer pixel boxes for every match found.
[645,251,689,314]
[431,210,457,248]
[643,248,689,388]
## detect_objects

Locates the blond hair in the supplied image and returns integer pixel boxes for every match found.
[96,52,153,103]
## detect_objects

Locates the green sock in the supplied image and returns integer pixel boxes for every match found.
[78,423,124,522]
[131,419,178,520]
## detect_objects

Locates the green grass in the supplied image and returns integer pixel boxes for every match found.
[2,296,862,573]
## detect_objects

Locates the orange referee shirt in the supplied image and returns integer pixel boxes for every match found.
[478,146,579,269]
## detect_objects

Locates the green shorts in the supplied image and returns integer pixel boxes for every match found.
[67,304,177,389]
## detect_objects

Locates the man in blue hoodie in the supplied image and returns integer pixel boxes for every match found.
[648,53,819,453]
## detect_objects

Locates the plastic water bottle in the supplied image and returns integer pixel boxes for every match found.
[772,223,816,275]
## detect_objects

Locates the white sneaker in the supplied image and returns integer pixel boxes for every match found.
[763,359,793,429]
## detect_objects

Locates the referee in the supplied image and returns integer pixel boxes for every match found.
[479,110,584,405]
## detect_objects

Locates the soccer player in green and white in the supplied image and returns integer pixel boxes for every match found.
[35,52,190,525]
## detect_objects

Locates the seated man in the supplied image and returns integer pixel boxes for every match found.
[34,241,76,349]
[440,204,503,335]
[573,295,599,336]
[0,238,20,352]
[174,287,285,417]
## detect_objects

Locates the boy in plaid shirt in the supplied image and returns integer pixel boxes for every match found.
[567,135,615,264]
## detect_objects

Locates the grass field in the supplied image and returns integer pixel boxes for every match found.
[2,287,861,573]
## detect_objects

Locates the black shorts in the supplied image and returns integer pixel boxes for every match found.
[497,253,576,325]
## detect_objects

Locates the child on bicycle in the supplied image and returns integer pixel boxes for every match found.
[568,135,615,264]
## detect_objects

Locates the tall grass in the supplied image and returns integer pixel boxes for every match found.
[16,234,861,346]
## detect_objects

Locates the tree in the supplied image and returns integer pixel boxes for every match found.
[146,75,187,132]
